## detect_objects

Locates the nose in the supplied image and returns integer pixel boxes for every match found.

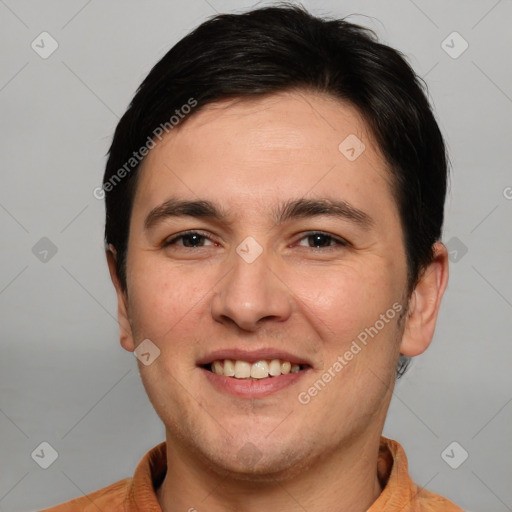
[210,244,293,332]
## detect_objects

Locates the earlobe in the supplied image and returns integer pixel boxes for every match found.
[106,245,136,353]
[400,242,449,357]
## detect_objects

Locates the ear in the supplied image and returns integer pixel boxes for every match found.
[400,242,449,357]
[106,244,136,353]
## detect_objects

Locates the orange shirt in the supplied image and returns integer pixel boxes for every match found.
[40,437,463,511]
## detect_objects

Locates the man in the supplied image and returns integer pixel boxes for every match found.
[43,4,463,511]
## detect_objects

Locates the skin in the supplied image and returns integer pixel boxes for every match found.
[107,90,449,512]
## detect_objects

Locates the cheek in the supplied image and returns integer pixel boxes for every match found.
[126,256,207,344]
[289,261,398,341]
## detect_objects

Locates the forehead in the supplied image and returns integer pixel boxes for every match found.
[133,90,395,220]
[159,91,376,162]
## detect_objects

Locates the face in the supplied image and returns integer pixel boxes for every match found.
[118,90,411,478]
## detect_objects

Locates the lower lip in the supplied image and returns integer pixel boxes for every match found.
[201,367,307,398]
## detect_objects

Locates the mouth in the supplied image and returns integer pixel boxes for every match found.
[197,351,312,398]
[202,359,309,379]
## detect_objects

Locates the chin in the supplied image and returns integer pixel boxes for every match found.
[194,434,318,482]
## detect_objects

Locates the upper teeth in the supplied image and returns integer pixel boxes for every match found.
[211,360,301,379]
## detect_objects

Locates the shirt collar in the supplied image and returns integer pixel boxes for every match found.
[125,436,442,511]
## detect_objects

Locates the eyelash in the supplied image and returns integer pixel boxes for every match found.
[162,230,349,251]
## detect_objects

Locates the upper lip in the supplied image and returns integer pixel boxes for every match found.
[197,348,312,367]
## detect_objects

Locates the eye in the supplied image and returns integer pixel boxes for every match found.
[296,232,348,249]
[163,230,216,248]
[162,230,348,251]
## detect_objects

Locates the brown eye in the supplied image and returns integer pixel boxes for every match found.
[308,233,334,248]
[296,232,348,249]
[163,231,215,248]
[180,233,205,247]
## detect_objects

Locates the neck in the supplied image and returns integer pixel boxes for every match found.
[157,430,385,512]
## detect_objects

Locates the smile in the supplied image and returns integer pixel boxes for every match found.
[197,349,312,398]
[206,359,305,379]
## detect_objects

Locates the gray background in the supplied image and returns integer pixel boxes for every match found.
[1,0,511,511]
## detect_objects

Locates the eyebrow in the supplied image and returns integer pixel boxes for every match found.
[143,197,374,231]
